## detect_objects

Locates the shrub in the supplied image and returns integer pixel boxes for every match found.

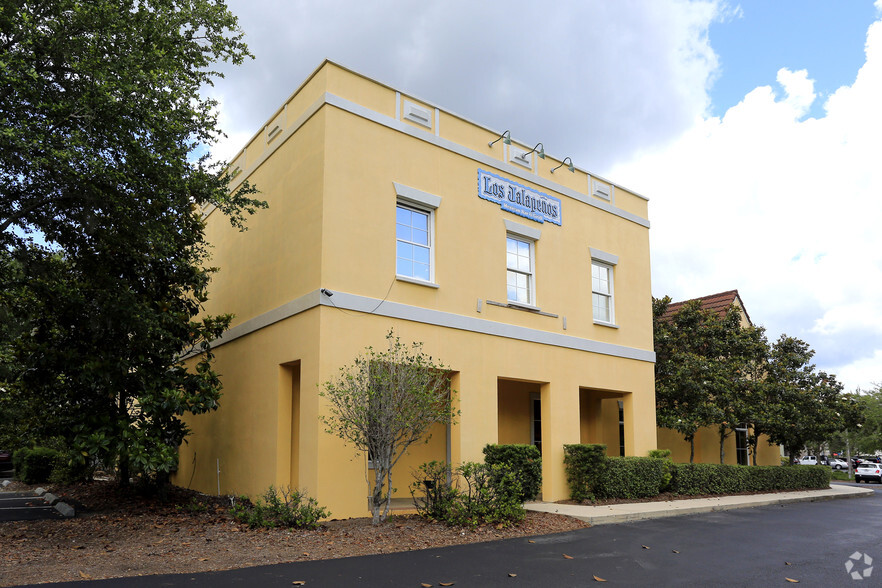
[230,486,329,529]
[50,451,94,485]
[15,447,60,484]
[648,448,672,459]
[563,444,607,502]
[596,457,670,499]
[411,461,525,528]
[648,449,674,492]
[669,463,830,495]
[483,444,542,501]
[411,461,459,522]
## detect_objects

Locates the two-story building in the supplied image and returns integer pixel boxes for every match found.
[174,61,657,518]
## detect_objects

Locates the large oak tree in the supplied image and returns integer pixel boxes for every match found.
[0,0,264,484]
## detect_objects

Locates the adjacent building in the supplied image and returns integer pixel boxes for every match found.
[656,290,781,466]
[174,61,658,518]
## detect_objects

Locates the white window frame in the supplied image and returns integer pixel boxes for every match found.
[590,248,618,326]
[394,183,441,287]
[396,203,434,284]
[506,234,535,306]
[591,261,614,324]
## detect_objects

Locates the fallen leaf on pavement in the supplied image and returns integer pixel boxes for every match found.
[79,571,92,580]
[593,575,607,582]
[528,540,535,543]
[563,554,574,559]
[672,550,679,554]
[508,573,517,577]
[421,584,432,588]
[439,583,454,586]
[642,545,650,549]
[292,582,306,586]
[785,578,799,583]
[785,562,791,565]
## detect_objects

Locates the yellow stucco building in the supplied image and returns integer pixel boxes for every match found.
[174,61,657,518]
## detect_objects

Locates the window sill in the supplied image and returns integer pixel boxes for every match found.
[486,299,559,318]
[594,320,619,329]
[507,300,541,312]
[396,275,440,289]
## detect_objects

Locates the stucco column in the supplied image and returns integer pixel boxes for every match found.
[450,369,497,466]
[623,386,657,457]
[540,379,581,502]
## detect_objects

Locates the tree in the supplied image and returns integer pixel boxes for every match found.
[849,385,882,454]
[0,0,265,485]
[761,335,857,462]
[653,296,756,463]
[320,331,457,525]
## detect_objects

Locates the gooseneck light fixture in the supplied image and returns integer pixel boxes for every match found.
[488,130,512,147]
[550,157,575,173]
[523,142,545,159]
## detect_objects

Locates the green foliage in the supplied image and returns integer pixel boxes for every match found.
[596,457,671,499]
[654,295,858,465]
[760,336,857,460]
[230,486,329,530]
[563,447,829,500]
[483,444,542,501]
[669,463,830,495]
[0,0,266,487]
[648,449,674,491]
[49,450,94,485]
[843,385,882,455]
[411,461,526,528]
[320,331,458,525]
[563,444,608,502]
[15,447,60,484]
[653,296,767,463]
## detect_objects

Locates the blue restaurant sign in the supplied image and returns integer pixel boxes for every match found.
[477,169,562,225]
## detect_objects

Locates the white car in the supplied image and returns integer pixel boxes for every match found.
[855,463,882,483]
[828,458,848,470]
[798,455,823,466]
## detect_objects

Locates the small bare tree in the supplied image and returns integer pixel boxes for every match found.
[320,330,457,524]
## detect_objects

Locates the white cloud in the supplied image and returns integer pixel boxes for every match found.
[612,15,882,392]
[213,0,723,171]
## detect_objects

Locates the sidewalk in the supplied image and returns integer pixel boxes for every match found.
[525,483,873,525]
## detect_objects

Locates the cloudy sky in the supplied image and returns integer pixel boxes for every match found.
[211,0,882,392]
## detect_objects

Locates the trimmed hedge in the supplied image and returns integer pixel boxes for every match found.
[597,457,670,499]
[483,444,542,501]
[563,444,831,501]
[15,447,60,484]
[563,444,607,501]
[671,463,831,495]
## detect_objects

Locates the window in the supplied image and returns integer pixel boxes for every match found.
[396,204,432,282]
[530,393,541,453]
[618,400,625,457]
[592,261,614,323]
[506,236,534,305]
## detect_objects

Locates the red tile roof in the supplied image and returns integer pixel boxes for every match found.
[662,289,752,326]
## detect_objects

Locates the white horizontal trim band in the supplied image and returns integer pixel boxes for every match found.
[201,289,655,363]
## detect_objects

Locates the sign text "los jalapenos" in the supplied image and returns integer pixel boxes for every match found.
[477,170,562,225]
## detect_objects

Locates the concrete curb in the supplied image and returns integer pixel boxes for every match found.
[5,484,76,518]
[525,484,874,526]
